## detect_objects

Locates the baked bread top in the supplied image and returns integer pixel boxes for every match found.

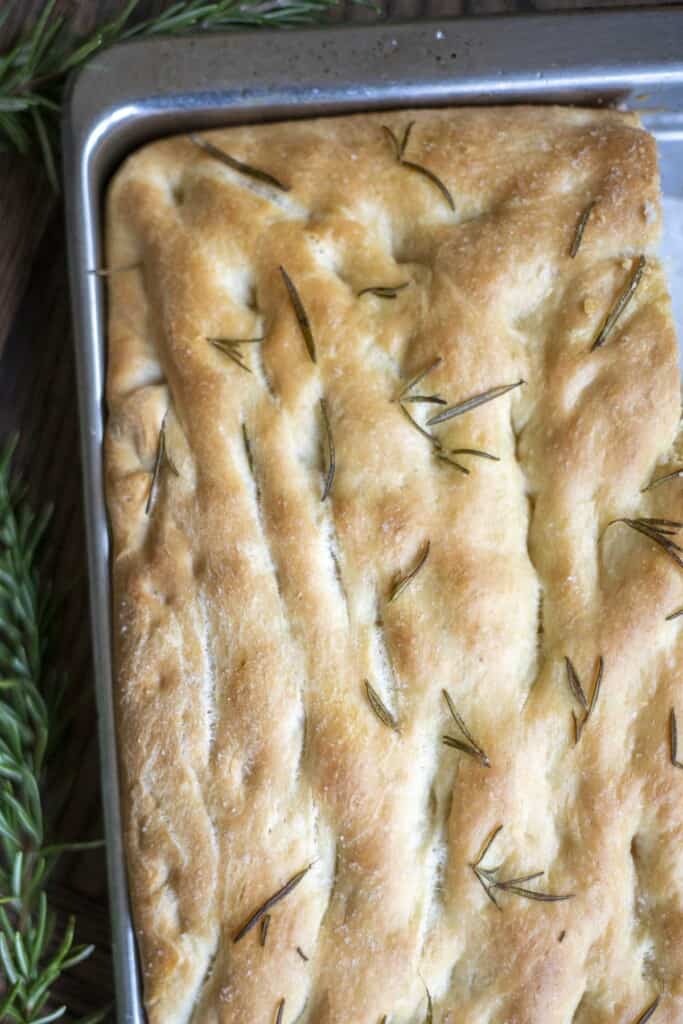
[105,106,682,1024]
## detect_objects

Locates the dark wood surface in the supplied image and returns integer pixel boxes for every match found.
[0,0,673,1015]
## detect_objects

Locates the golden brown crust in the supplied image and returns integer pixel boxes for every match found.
[105,106,683,1023]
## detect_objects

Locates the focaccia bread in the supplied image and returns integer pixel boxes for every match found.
[104,106,683,1023]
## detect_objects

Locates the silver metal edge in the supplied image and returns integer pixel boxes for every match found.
[62,12,683,1023]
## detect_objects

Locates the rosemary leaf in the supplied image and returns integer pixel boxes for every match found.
[591,255,646,351]
[435,453,468,474]
[666,607,683,621]
[442,735,487,763]
[642,468,683,492]
[364,680,399,733]
[670,709,683,769]
[145,414,175,516]
[398,403,442,449]
[399,122,414,159]
[635,996,660,1024]
[275,997,285,1024]
[423,981,433,1024]
[492,879,573,903]
[208,339,252,373]
[382,125,401,161]
[569,201,595,258]
[296,946,309,961]
[573,656,603,743]
[190,133,289,191]
[358,283,410,299]
[403,395,447,405]
[399,357,443,401]
[449,448,500,462]
[319,398,336,502]
[382,121,454,211]
[260,914,270,947]
[428,380,525,427]
[389,541,430,603]
[401,159,455,211]
[609,518,683,569]
[442,688,490,766]
[280,266,316,364]
[564,657,588,712]
[233,864,312,943]
[88,262,141,277]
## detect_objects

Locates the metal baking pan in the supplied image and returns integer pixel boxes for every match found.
[62,11,683,1021]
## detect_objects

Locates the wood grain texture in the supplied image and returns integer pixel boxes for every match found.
[0,0,668,1015]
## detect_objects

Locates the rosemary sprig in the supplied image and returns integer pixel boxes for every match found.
[642,467,683,492]
[427,380,525,427]
[635,996,660,1024]
[568,656,604,744]
[591,255,646,351]
[569,201,595,258]
[259,913,270,947]
[279,266,316,363]
[319,398,335,502]
[470,825,573,909]
[382,122,455,211]
[190,133,289,191]
[275,997,285,1024]
[208,336,263,374]
[1,0,361,190]
[364,680,399,733]
[145,413,178,516]
[608,517,683,570]
[233,864,312,943]
[441,688,490,767]
[388,541,430,603]
[358,283,410,299]
[0,438,107,1023]
[670,709,683,769]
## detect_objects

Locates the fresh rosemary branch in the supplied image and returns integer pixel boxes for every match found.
[0,0,367,189]
[0,438,106,1024]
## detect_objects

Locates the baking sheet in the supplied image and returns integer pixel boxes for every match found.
[62,13,683,1022]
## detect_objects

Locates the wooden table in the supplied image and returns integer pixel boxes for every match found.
[0,0,669,1014]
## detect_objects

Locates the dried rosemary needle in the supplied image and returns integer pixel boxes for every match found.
[427,380,525,427]
[442,688,490,767]
[382,121,455,211]
[591,255,646,351]
[364,680,399,733]
[358,283,410,299]
[280,266,316,363]
[233,864,312,943]
[389,541,431,603]
[145,413,178,516]
[320,397,336,501]
[569,200,595,258]
[190,133,289,192]
[670,708,683,769]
